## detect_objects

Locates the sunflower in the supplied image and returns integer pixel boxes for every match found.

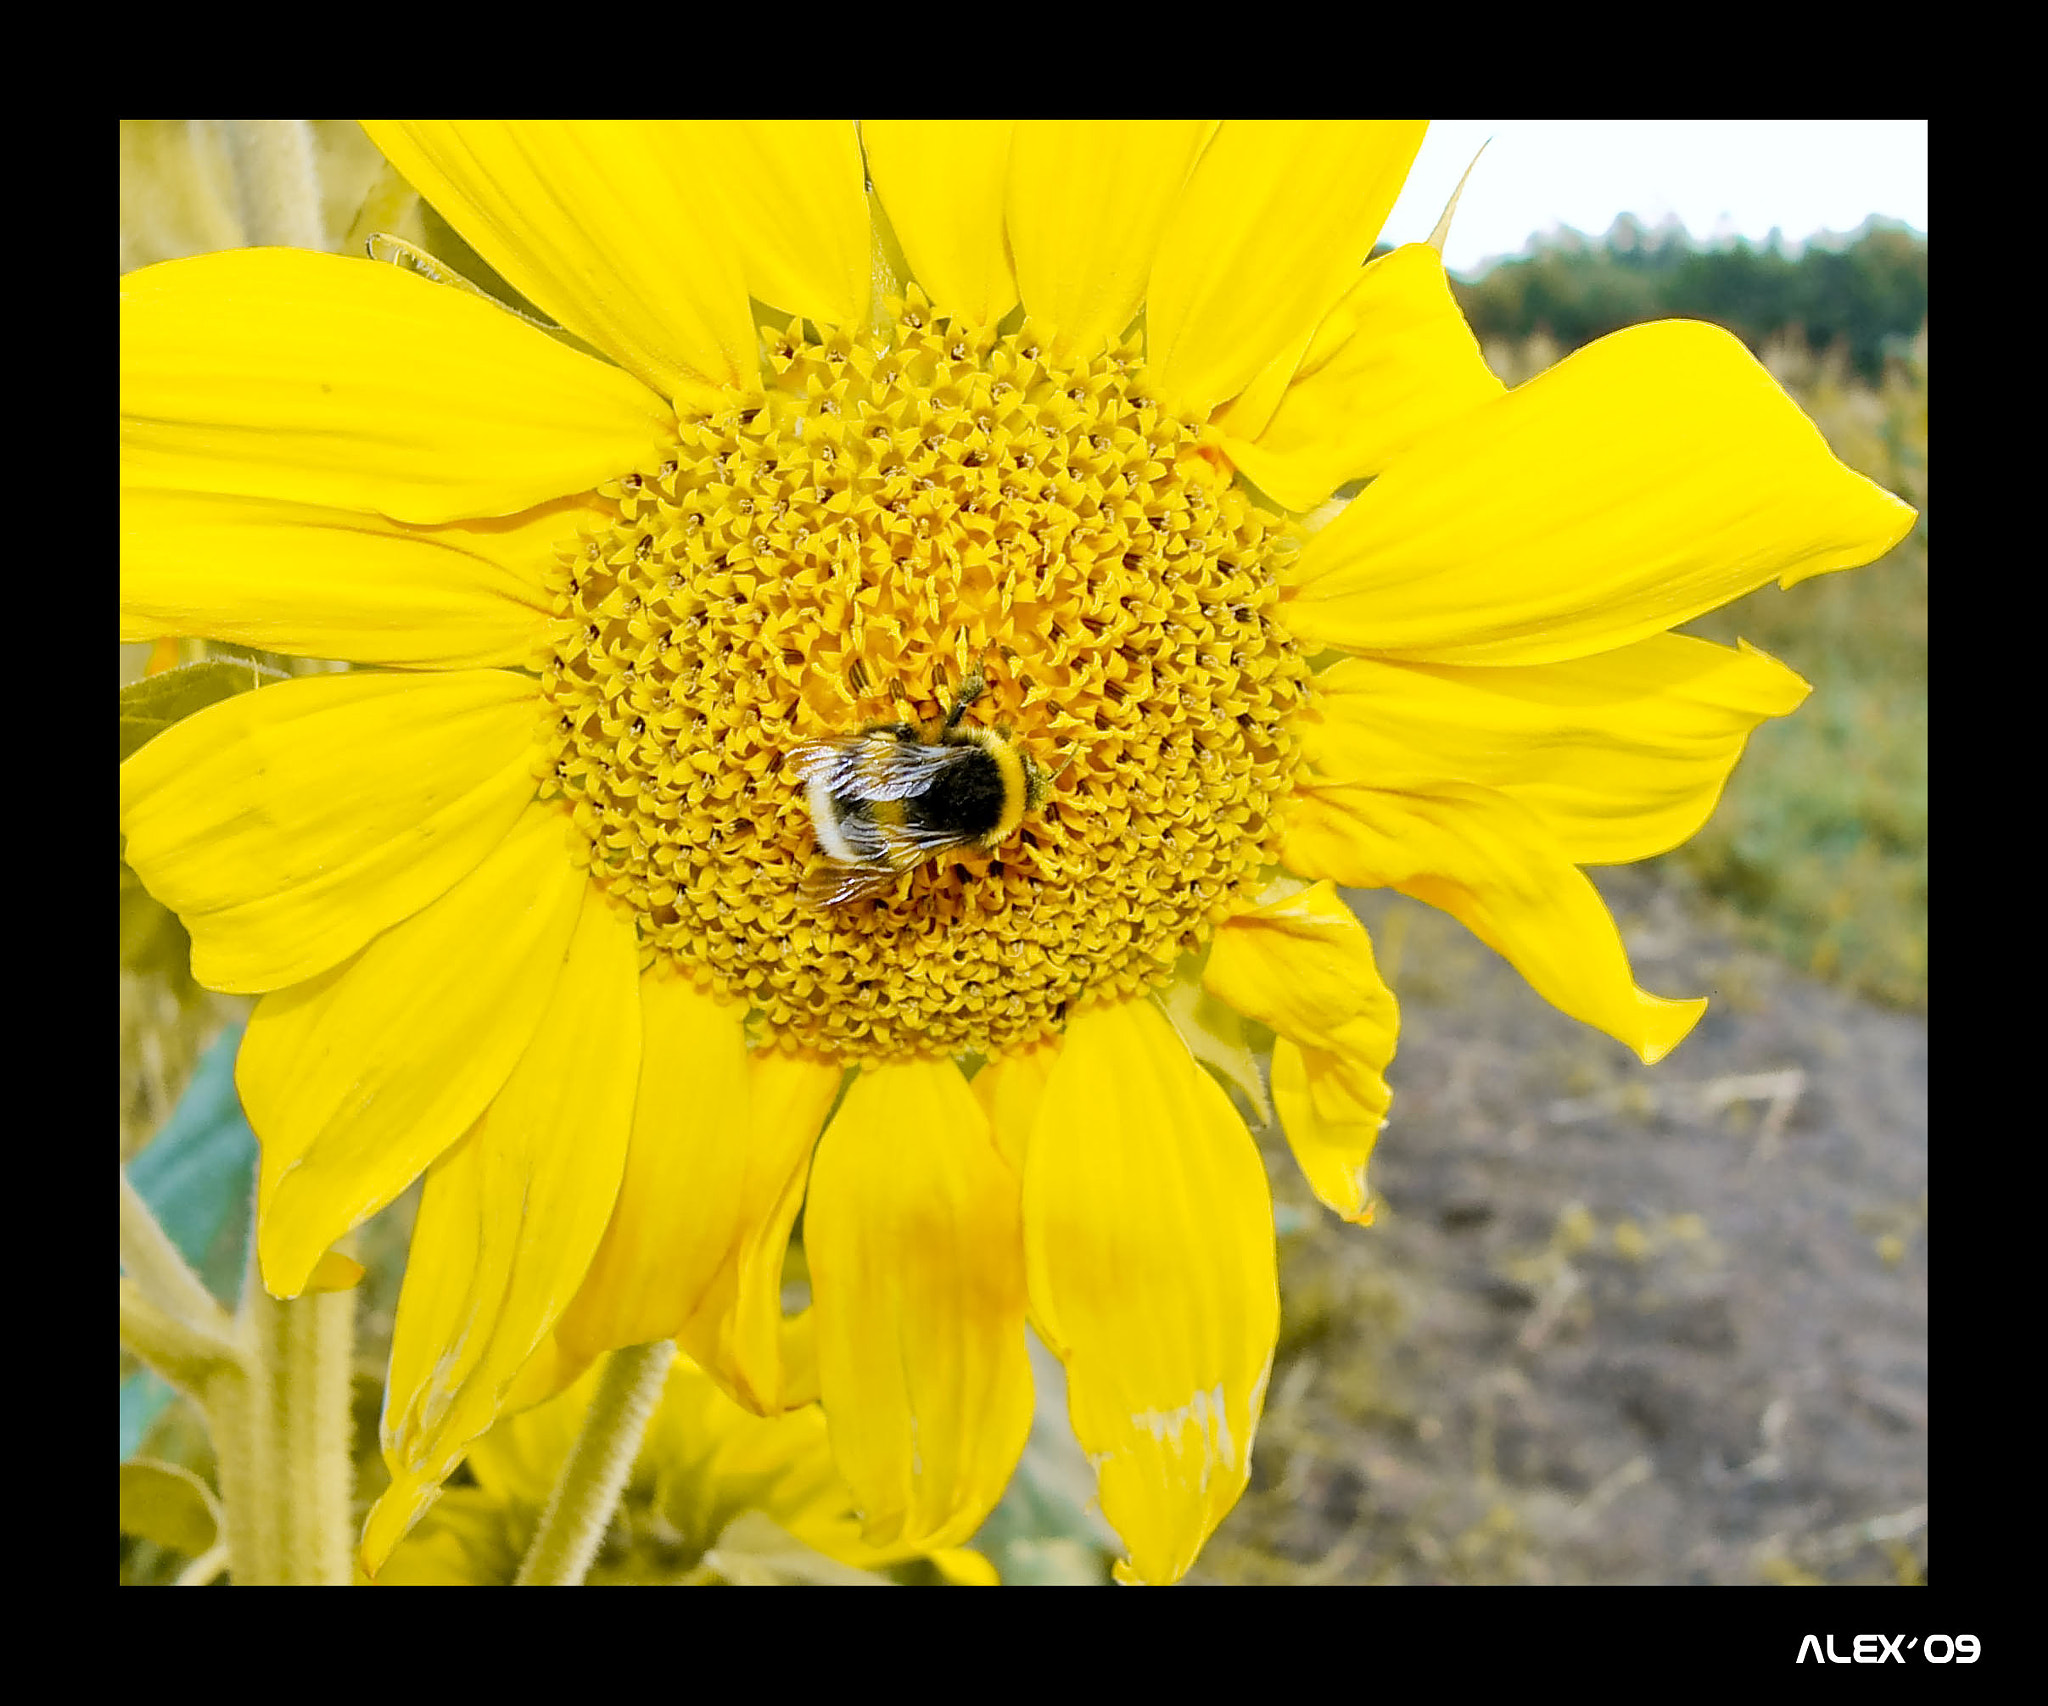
[119,120,1915,1585]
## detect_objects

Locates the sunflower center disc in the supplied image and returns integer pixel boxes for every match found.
[539,294,1309,1061]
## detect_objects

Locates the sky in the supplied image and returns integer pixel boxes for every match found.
[1377,121,1928,277]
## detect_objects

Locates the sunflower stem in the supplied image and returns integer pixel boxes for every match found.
[224,120,326,250]
[515,1340,675,1586]
[205,1222,358,1585]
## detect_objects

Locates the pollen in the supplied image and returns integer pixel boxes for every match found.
[536,291,1309,1061]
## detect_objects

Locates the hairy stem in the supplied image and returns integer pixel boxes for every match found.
[515,1341,676,1586]
[232,1227,357,1584]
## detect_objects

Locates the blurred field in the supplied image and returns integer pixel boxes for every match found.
[1194,869,1928,1584]
[1679,327,1925,1010]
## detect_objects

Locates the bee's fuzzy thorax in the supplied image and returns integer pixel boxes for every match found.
[945,724,1030,845]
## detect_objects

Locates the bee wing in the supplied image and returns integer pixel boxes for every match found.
[799,860,905,908]
[789,739,852,782]
[790,737,963,803]
[884,821,986,860]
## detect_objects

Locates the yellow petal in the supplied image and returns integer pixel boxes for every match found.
[555,970,752,1360]
[120,247,675,526]
[1024,998,1278,1585]
[683,120,870,329]
[1283,778,1705,1064]
[1006,120,1214,365]
[371,1489,507,1585]
[498,1332,595,1419]
[930,1547,1001,1585]
[674,1046,842,1416]
[379,1360,601,1582]
[119,669,540,994]
[364,121,759,412]
[807,1059,1033,1553]
[1215,243,1506,511]
[861,121,1018,327]
[239,800,588,1297]
[303,1251,366,1292]
[1299,634,1812,864]
[1270,1039,1383,1225]
[1285,319,1919,665]
[1143,120,1427,421]
[366,883,640,1573]
[470,1382,597,1515]
[778,1311,821,1412]
[970,1035,1062,1177]
[120,487,592,668]
[1204,883,1398,1222]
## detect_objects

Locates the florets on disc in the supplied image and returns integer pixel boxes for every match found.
[537,293,1309,1061]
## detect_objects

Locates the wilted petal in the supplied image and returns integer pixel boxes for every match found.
[1024,998,1278,1584]
[365,882,640,1573]
[239,802,587,1297]
[1204,883,1397,1222]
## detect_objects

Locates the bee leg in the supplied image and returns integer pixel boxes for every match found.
[939,670,987,736]
[1021,751,1053,810]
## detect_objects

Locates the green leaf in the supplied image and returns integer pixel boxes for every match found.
[121,1023,256,1460]
[125,1022,256,1306]
[119,1459,220,1557]
[119,656,285,763]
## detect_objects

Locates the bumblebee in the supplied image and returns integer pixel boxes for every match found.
[791,674,1052,907]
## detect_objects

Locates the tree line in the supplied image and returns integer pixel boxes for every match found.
[1439,216,1926,381]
